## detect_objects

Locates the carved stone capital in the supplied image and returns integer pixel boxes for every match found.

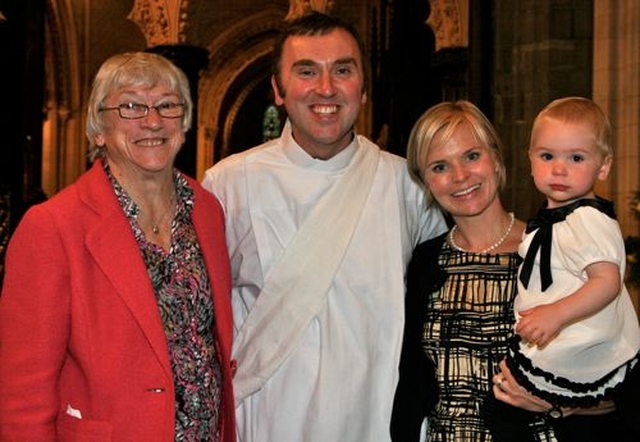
[128,0,190,46]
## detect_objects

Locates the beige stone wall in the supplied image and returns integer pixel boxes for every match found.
[593,1,640,314]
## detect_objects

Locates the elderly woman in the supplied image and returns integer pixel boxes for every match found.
[0,52,235,442]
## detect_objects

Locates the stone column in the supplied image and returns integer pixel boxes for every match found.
[593,1,640,312]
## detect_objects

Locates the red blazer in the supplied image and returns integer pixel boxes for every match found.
[0,162,236,442]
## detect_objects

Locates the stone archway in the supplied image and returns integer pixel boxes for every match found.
[42,0,88,196]
[197,9,287,179]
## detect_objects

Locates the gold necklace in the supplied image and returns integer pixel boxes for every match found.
[147,193,176,235]
[449,212,515,253]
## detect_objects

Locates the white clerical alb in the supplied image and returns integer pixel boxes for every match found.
[202,120,446,442]
[231,139,379,402]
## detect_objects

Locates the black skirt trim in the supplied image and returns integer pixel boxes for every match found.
[505,336,638,408]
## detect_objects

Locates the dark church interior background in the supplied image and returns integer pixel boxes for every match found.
[0,1,638,311]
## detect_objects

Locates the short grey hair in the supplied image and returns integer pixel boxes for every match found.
[85,51,193,161]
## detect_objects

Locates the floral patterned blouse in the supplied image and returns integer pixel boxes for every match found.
[107,163,222,442]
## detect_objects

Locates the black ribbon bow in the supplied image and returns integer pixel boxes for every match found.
[519,196,616,292]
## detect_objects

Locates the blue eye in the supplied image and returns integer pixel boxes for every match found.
[466,151,480,161]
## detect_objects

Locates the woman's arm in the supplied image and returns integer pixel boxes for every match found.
[0,206,71,441]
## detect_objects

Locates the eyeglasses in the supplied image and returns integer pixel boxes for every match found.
[99,102,185,119]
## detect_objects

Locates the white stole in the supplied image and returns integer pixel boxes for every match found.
[232,140,380,403]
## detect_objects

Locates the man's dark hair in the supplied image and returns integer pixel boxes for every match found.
[271,11,369,97]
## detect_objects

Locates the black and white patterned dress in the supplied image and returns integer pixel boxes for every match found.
[393,232,557,442]
[423,237,519,441]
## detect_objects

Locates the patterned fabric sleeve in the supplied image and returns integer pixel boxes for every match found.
[391,233,447,442]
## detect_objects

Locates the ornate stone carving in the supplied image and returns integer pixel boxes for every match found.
[427,0,464,51]
[286,0,335,21]
[128,0,190,46]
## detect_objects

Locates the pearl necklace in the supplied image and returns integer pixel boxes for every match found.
[449,212,515,254]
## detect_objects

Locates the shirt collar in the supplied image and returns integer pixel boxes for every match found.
[281,119,359,171]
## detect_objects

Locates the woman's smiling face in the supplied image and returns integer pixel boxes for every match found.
[95,84,185,178]
[422,121,502,218]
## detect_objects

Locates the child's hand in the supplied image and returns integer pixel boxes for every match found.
[515,304,562,348]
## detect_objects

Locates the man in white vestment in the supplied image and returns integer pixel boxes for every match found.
[202,12,446,442]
